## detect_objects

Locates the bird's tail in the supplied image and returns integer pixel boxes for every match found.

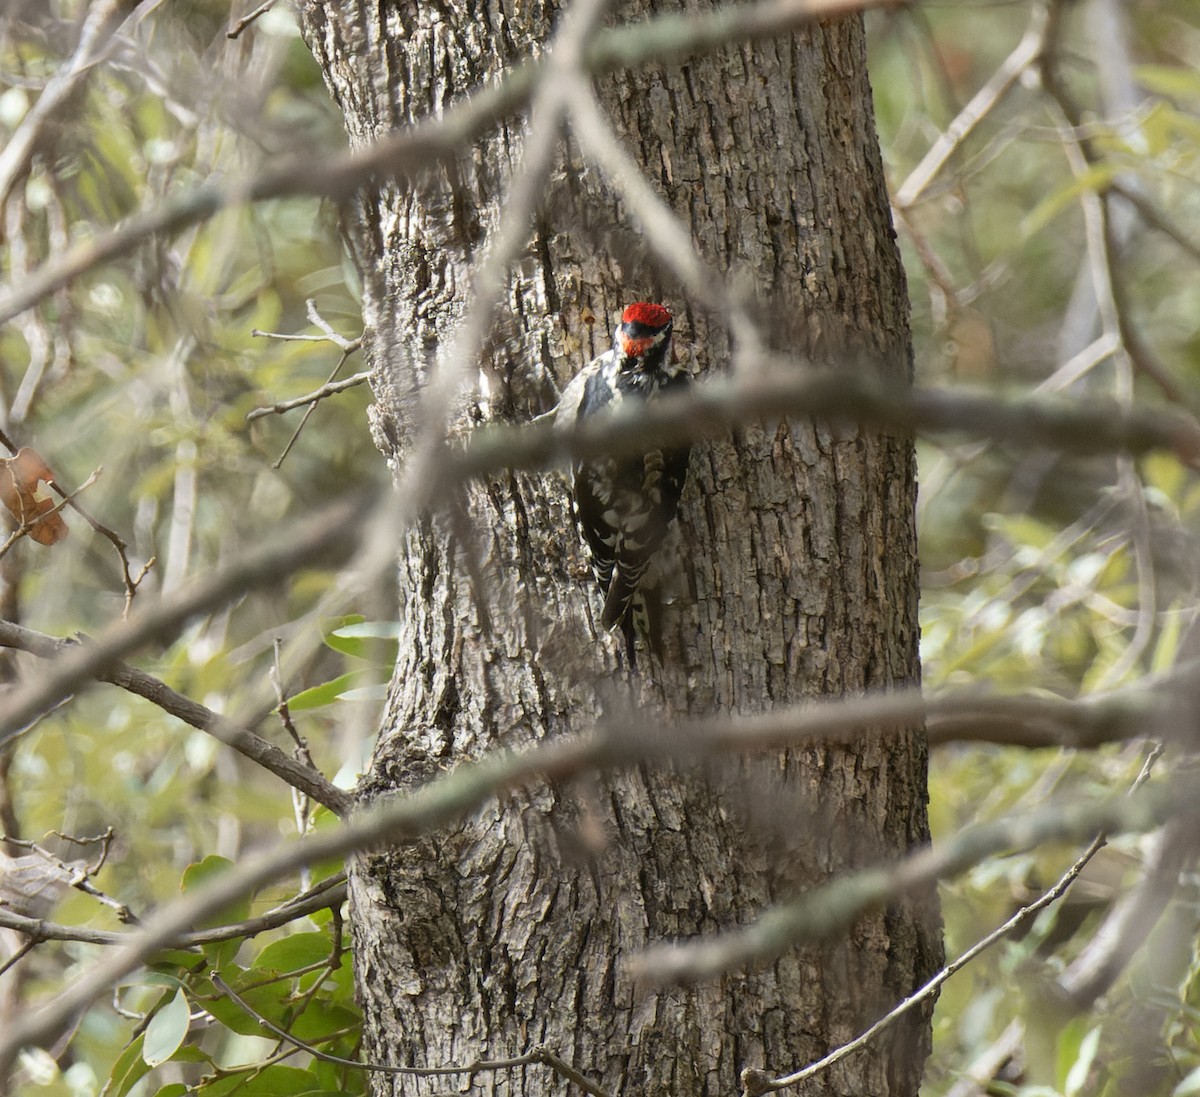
[602,566,662,666]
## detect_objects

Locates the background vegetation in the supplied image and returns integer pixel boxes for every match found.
[1,0,1198,1094]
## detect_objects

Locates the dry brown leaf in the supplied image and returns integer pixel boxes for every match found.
[0,447,69,546]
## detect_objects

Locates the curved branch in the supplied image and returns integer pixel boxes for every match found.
[0,621,350,815]
[0,873,347,948]
[0,0,896,326]
[0,675,1186,1069]
[0,488,377,749]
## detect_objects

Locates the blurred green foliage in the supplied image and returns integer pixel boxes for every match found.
[2,0,1200,1094]
[0,3,377,1094]
[870,1,1200,1093]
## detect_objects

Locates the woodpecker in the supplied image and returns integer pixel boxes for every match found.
[556,302,690,663]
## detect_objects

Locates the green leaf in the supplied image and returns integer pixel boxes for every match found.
[143,989,190,1068]
[1135,65,1200,101]
[324,620,401,663]
[151,1086,190,1097]
[107,1035,151,1097]
[290,1001,361,1041]
[286,672,361,711]
[253,932,332,975]
[204,971,293,1037]
[333,620,403,640]
[1021,162,1119,239]
[214,1066,322,1097]
[1174,1064,1200,1096]
[181,856,252,966]
[147,947,207,974]
[336,683,388,702]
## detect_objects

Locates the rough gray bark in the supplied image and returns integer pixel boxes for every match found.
[297,1,941,1093]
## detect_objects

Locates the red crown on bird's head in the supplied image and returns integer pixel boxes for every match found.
[621,302,672,330]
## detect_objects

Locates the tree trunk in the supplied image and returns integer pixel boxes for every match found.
[297,2,941,1093]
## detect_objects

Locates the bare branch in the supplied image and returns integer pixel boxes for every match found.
[0,468,98,561]
[0,426,152,609]
[2,367,1196,754]
[0,873,347,947]
[270,359,365,467]
[894,7,1048,209]
[456,366,1200,482]
[0,0,126,209]
[227,0,278,39]
[632,778,1179,987]
[1109,181,1200,266]
[753,834,1108,1093]
[1056,812,1195,1009]
[564,77,763,356]
[0,675,1185,1068]
[0,620,350,815]
[0,489,378,751]
[0,0,899,326]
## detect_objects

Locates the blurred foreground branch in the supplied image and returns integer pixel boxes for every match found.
[3,368,1195,749]
[0,621,350,814]
[0,0,897,326]
[0,674,1190,1069]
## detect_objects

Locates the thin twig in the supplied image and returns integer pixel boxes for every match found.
[227,0,277,39]
[564,76,763,358]
[0,873,346,948]
[0,938,39,979]
[753,834,1108,1093]
[0,619,350,815]
[248,302,367,462]
[209,972,612,1094]
[2,369,1199,750]
[894,7,1048,209]
[0,489,377,757]
[0,427,151,608]
[0,0,900,327]
[0,468,100,561]
[272,637,316,853]
[2,836,138,925]
[0,0,125,208]
[632,778,1180,988]
[0,680,1189,1070]
[1109,181,1200,266]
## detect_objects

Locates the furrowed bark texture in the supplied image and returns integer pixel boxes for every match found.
[298,1,941,1093]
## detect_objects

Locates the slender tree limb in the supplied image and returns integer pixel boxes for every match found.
[0,426,151,609]
[0,621,350,815]
[750,835,1108,1094]
[1056,812,1197,1009]
[0,873,346,947]
[0,0,898,327]
[0,469,99,560]
[894,6,1048,208]
[456,368,1200,482]
[1039,0,1185,408]
[563,75,763,356]
[0,488,378,747]
[227,0,277,39]
[245,371,371,422]
[2,370,1196,754]
[0,676,1187,1069]
[1109,181,1200,266]
[632,778,1181,987]
[0,0,125,209]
